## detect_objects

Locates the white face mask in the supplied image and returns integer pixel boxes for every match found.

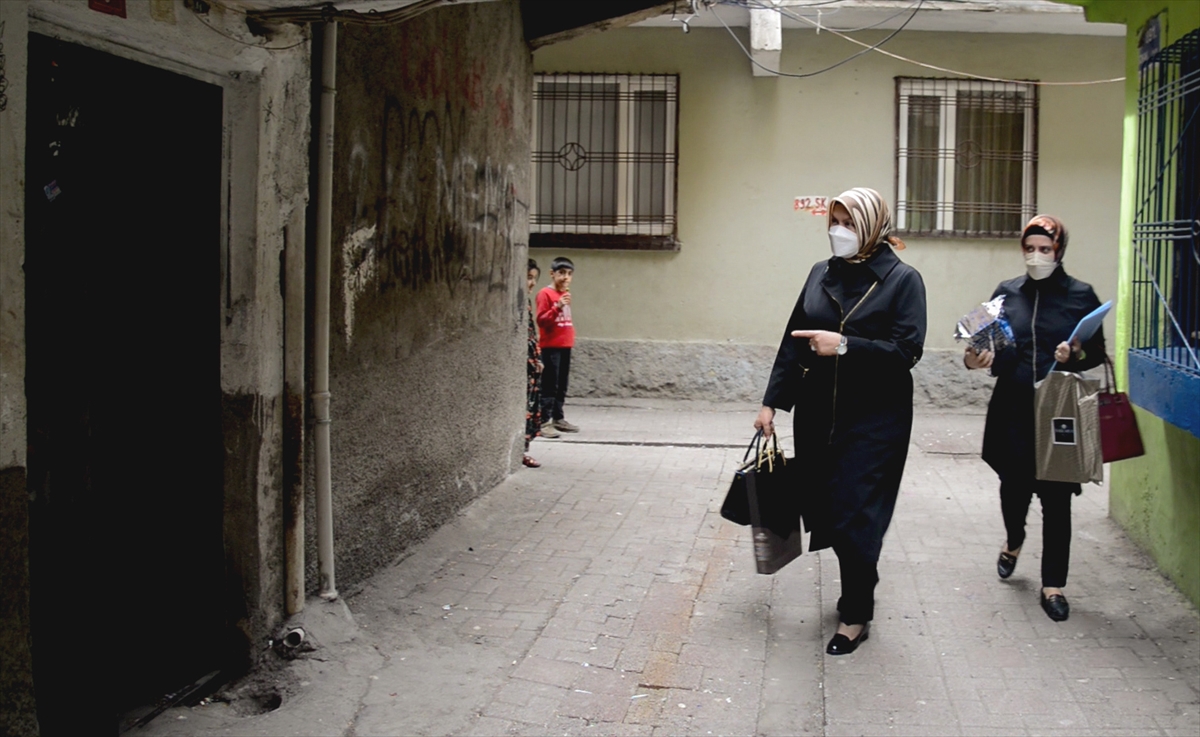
[828,225,859,259]
[1024,249,1058,280]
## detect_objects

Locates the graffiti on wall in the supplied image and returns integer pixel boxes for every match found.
[340,97,527,344]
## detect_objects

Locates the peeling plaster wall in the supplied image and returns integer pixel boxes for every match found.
[317,0,530,589]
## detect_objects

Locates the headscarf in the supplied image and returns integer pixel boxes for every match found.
[1021,214,1069,261]
[827,187,906,263]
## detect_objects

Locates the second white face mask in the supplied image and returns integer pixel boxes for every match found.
[829,225,859,259]
[1025,250,1057,280]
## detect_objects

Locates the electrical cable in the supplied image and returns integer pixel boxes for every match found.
[192,0,308,49]
[728,0,922,34]
[246,0,448,26]
[729,0,1124,86]
[713,0,923,79]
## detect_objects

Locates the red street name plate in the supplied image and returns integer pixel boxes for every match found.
[88,0,127,18]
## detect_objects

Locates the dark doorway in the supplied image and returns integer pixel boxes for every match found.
[25,34,227,735]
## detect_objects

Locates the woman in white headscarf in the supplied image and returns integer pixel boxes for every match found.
[757,188,927,655]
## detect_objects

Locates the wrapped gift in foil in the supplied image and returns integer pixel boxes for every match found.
[955,296,1014,354]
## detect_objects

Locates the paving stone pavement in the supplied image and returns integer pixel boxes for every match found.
[147,399,1199,737]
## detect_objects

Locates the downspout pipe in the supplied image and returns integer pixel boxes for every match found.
[314,20,338,600]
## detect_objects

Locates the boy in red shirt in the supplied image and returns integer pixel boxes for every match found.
[536,257,579,437]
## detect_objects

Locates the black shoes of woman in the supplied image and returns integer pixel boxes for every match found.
[826,622,870,655]
[997,549,1019,579]
[1041,591,1070,621]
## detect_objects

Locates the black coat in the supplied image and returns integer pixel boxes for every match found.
[764,247,927,561]
[981,266,1105,482]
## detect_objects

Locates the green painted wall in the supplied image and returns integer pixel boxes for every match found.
[1064,0,1200,608]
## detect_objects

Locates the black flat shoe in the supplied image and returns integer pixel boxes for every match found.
[1040,591,1070,622]
[826,622,870,656]
[997,550,1019,579]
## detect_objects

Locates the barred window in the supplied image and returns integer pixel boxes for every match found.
[531,74,678,250]
[895,78,1038,237]
[1129,27,1199,414]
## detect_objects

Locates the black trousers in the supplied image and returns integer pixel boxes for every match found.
[832,538,879,625]
[539,347,571,422]
[1000,477,1075,588]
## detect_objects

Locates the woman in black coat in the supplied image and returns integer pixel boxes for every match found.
[963,215,1105,622]
[757,187,927,655]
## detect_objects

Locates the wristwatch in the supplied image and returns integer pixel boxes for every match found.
[836,335,848,355]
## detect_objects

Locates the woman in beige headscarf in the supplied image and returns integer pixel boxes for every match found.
[756,188,927,655]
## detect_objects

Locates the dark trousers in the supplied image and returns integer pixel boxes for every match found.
[832,539,879,625]
[539,347,571,423]
[1000,477,1074,588]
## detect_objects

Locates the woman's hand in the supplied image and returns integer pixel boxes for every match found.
[754,406,776,439]
[963,347,994,370]
[792,329,842,357]
[1054,338,1082,363]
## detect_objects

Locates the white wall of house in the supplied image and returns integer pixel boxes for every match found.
[531,25,1124,405]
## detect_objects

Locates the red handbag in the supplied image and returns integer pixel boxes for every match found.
[1099,356,1145,463]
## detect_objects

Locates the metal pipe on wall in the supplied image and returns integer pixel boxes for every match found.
[283,211,307,615]
[313,20,338,601]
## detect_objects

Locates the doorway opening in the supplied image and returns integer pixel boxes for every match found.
[25,33,229,735]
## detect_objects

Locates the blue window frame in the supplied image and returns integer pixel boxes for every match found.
[1130,29,1200,439]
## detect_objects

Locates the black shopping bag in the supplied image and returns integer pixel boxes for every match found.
[725,432,804,574]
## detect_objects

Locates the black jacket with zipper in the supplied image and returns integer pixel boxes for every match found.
[764,246,927,560]
[981,266,1105,483]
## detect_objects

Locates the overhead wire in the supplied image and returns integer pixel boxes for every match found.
[724,0,922,32]
[192,0,308,50]
[712,0,924,79]
[721,0,1124,86]
[190,0,452,49]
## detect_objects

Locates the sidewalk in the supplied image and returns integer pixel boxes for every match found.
[145,399,1199,737]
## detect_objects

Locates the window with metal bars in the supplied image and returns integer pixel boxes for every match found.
[895,78,1038,238]
[531,74,679,250]
[1129,27,1200,417]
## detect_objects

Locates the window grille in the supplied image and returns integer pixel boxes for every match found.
[895,78,1038,238]
[531,74,678,250]
[1132,28,1200,376]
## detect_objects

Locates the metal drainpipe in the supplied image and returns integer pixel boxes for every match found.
[314,20,338,601]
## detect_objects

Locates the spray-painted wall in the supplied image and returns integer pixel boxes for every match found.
[317,0,531,588]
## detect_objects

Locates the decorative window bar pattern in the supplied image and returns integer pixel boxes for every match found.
[531,74,678,247]
[895,78,1038,238]
[1132,28,1200,375]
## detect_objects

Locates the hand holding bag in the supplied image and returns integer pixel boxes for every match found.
[1098,356,1145,463]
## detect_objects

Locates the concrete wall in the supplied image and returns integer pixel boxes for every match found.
[0,4,35,734]
[1073,0,1200,608]
[531,25,1124,406]
[317,0,531,589]
[0,4,311,725]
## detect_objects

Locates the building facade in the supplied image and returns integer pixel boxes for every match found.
[529,4,1126,409]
